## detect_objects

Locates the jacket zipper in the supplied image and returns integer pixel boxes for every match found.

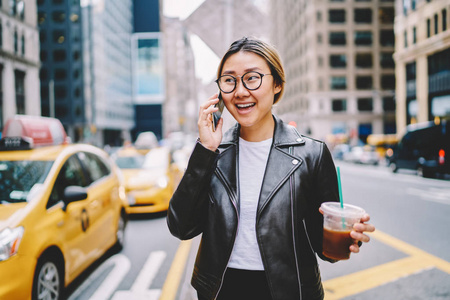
[213,168,240,300]
[289,146,302,300]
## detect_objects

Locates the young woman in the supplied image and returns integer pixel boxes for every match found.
[167,37,375,300]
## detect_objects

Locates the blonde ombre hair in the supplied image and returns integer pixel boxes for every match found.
[216,37,285,104]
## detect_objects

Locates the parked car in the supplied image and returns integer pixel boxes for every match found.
[343,146,380,165]
[0,115,127,300]
[387,120,449,178]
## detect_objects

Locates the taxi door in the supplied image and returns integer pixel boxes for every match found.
[47,154,92,279]
[76,152,118,257]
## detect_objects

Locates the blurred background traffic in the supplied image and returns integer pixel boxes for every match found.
[1,0,449,178]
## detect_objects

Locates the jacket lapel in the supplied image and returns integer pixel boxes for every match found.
[217,115,306,215]
[257,115,305,214]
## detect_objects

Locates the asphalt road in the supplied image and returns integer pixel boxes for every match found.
[67,162,450,300]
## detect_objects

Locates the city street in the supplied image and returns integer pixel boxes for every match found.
[65,162,450,300]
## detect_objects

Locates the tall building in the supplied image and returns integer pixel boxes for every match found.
[271,0,396,144]
[393,0,450,135]
[82,0,134,146]
[38,0,84,140]
[162,16,197,137]
[131,0,165,140]
[1,0,40,133]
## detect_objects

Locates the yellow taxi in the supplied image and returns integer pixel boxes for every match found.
[0,115,127,300]
[112,145,182,214]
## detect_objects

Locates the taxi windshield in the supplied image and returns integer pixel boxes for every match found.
[115,155,145,169]
[0,160,53,203]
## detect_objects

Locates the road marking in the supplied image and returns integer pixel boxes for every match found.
[160,239,193,300]
[323,230,450,299]
[111,251,167,300]
[68,254,131,300]
[406,187,450,205]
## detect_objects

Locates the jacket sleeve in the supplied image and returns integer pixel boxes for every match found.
[307,142,340,262]
[167,141,219,240]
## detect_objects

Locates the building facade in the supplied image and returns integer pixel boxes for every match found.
[0,0,40,133]
[132,0,166,140]
[38,0,85,140]
[271,0,396,144]
[162,16,197,137]
[393,0,450,135]
[82,0,134,146]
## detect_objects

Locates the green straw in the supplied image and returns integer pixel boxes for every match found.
[336,166,345,229]
[336,166,344,208]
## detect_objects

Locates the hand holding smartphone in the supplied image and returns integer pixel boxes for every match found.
[212,92,224,132]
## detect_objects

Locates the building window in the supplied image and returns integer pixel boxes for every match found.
[355,53,373,68]
[330,54,347,68]
[38,12,46,24]
[354,9,372,23]
[55,85,67,100]
[413,27,417,44]
[383,96,396,112]
[329,32,346,45]
[356,76,373,89]
[329,9,346,23]
[0,23,2,48]
[332,99,347,112]
[54,68,67,80]
[14,30,18,53]
[40,50,47,61]
[39,31,46,43]
[443,9,447,31]
[53,30,65,43]
[404,30,407,48]
[15,70,25,115]
[357,98,373,112]
[379,7,394,24]
[330,77,347,90]
[427,18,431,37]
[21,34,24,55]
[381,75,395,90]
[17,0,24,20]
[380,30,394,47]
[10,0,17,15]
[354,31,372,46]
[52,11,66,23]
[434,14,438,35]
[39,68,48,81]
[53,49,66,62]
[380,52,395,68]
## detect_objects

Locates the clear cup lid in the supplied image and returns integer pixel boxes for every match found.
[321,202,365,218]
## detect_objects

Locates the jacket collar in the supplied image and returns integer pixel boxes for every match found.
[220,114,305,148]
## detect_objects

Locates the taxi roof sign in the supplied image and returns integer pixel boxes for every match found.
[1,115,68,149]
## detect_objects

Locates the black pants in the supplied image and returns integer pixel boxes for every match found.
[197,268,272,300]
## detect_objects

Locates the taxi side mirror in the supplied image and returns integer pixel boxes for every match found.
[62,186,88,211]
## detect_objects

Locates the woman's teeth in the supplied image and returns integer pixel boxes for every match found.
[236,103,255,109]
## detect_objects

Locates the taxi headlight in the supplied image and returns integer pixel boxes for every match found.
[157,176,168,189]
[0,227,24,261]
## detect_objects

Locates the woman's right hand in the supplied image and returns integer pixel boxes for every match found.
[197,93,223,152]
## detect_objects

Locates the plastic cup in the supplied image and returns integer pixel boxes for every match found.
[321,202,365,260]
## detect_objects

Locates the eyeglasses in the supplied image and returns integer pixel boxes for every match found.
[215,71,272,94]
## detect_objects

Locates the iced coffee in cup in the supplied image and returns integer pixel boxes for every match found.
[321,202,365,260]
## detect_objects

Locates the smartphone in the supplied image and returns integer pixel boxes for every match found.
[212,92,225,132]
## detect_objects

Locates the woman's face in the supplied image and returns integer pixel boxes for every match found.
[220,51,281,137]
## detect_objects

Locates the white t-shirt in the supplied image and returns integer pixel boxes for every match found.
[228,137,272,270]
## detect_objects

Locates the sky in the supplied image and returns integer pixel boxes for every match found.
[163,0,220,84]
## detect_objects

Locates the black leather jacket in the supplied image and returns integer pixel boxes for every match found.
[167,115,339,300]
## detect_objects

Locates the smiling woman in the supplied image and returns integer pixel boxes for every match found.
[167,37,375,300]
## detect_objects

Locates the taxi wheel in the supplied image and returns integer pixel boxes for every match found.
[32,255,64,300]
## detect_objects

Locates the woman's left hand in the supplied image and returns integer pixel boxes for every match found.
[349,214,375,253]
